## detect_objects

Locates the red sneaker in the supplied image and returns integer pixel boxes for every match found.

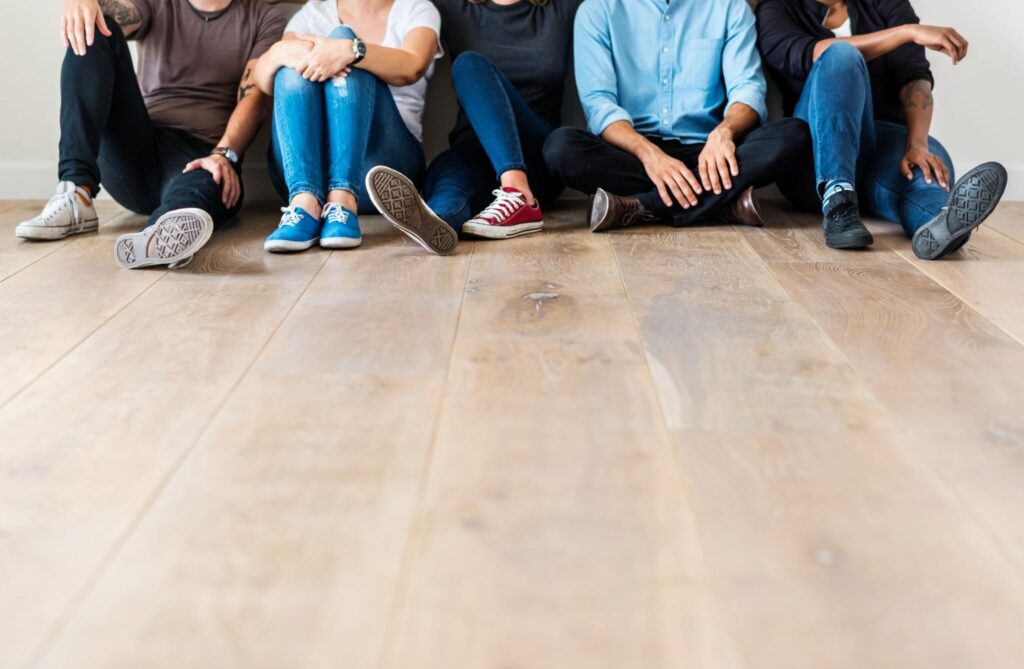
[461,188,544,239]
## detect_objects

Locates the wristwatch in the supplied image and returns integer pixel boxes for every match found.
[212,146,240,166]
[351,37,367,65]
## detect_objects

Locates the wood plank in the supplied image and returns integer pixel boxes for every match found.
[0,204,329,669]
[0,211,160,407]
[613,225,1024,666]
[28,218,476,669]
[986,202,1024,246]
[0,200,123,281]
[868,219,1024,343]
[387,217,742,669]
[740,215,1024,569]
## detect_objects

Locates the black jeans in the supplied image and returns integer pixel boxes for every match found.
[544,118,810,227]
[58,19,242,228]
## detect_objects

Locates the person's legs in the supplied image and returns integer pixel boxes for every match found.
[863,121,954,235]
[790,42,877,249]
[263,66,329,252]
[448,52,554,238]
[423,140,494,230]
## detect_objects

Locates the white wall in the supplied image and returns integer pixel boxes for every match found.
[1,0,1021,200]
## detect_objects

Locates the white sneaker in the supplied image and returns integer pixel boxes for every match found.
[114,208,214,270]
[16,181,99,240]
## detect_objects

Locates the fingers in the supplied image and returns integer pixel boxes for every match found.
[725,151,740,178]
[947,28,968,61]
[221,171,240,208]
[901,157,913,181]
[655,179,673,208]
[183,160,199,173]
[73,12,87,56]
[716,155,733,191]
[705,156,722,195]
[680,166,703,197]
[673,172,699,207]
[932,156,950,190]
[918,157,934,185]
[85,10,95,47]
[61,15,69,49]
[97,12,112,38]
[699,160,712,192]
[665,173,688,209]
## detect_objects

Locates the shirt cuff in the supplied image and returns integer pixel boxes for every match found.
[725,87,768,124]
[587,104,634,137]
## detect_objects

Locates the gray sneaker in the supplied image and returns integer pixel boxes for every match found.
[114,208,214,270]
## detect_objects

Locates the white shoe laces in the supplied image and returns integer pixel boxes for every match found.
[41,192,75,223]
[278,207,305,228]
[322,203,350,226]
[474,189,525,224]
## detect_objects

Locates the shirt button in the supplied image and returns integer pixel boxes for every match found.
[664,15,670,22]
[662,108,668,113]
[663,47,669,54]
[663,79,669,85]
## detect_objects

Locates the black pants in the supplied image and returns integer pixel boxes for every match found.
[543,118,810,227]
[58,19,242,228]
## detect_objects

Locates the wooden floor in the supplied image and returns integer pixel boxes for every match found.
[2,197,1024,668]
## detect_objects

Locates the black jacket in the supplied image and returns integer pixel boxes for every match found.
[756,0,934,124]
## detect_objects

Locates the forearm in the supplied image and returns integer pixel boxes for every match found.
[218,64,271,154]
[813,24,912,62]
[97,0,142,36]
[715,103,760,142]
[601,121,660,163]
[901,79,934,146]
[355,43,428,87]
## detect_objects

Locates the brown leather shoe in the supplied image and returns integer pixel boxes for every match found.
[711,187,765,227]
[588,188,658,233]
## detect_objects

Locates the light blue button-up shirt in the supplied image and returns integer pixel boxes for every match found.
[574,0,768,144]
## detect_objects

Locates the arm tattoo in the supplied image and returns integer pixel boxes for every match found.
[98,0,143,35]
[238,67,256,102]
[901,79,934,111]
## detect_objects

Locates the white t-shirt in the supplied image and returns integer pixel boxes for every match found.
[286,0,442,142]
[832,18,853,38]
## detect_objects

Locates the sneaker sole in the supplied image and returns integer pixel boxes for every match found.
[912,162,1008,261]
[589,189,613,233]
[264,238,320,253]
[16,218,99,241]
[365,166,458,256]
[825,229,874,250]
[320,236,363,250]
[114,208,213,269]
[461,220,544,240]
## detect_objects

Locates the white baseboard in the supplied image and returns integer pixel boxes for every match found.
[2,160,1022,203]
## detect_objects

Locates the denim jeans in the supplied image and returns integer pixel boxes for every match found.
[423,51,564,230]
[268,26,425,215]
[782,42,954,235]
[58,18,242,228]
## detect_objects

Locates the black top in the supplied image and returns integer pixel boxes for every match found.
[433,0,582,144]
[756,0,934,124]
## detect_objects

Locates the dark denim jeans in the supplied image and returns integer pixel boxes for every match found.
[58,18,241,228]
[423,51,564,230]
[782,42,954,235]
[268,26,425,214]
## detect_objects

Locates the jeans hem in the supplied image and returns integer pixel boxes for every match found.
[494,163,527,179]
[287,185,324,204]
[327,182,359,197]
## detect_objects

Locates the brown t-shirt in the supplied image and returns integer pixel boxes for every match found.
[132,0,286,145]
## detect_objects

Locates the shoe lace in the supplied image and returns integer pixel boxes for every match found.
[476,189,525,224]
[620,199,657,227]
[322,203,350,226]
[41,192,74,223]
[278,207,304,228]
[829,200,862,232]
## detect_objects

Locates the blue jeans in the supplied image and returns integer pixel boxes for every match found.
[423,51,563,230]
[784,42,954,235]
[268,26,425,215]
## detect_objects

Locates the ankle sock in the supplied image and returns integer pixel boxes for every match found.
[821,181,855,210]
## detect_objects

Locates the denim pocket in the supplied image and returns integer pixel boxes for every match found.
[681,38,724,91]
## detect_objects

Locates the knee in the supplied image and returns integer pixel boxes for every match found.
[543,128,590,179]
[817,42,867,76]
[451,51,494,81]
[275,66,317,95]
[63,16,127,61]
[329,25,357,40]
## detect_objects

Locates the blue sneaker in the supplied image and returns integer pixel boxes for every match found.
[265,207,321,253]
[320,203,362,249]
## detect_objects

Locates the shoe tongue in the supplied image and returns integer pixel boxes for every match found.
[56,181,76,195]
[501,187,523,196]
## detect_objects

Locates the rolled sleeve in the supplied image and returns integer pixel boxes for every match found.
[574,1,633,136]
[722,0,768,123]
[725,85,768,122]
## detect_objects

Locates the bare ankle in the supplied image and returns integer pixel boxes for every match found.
[327,190,358,212]
[499,170,536,206]
[290,193,322,219]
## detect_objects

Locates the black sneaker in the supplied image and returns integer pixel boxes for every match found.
[912,162,1008,260]
[822,189,873,250]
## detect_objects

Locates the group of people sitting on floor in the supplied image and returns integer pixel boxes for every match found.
[21,0,1007,269]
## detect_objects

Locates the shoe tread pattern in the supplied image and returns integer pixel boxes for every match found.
[151,216,205,259]
[371,169,456,255]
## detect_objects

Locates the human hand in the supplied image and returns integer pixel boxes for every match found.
[901,141,950,190]
[183,154,242,209]
[909,25,968,64]
[296,35,356,82]
[698,127,739,195]
[62,0,111,56]
[639,144,703,208]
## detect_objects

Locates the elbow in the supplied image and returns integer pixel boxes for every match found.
[385,66,428,88]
